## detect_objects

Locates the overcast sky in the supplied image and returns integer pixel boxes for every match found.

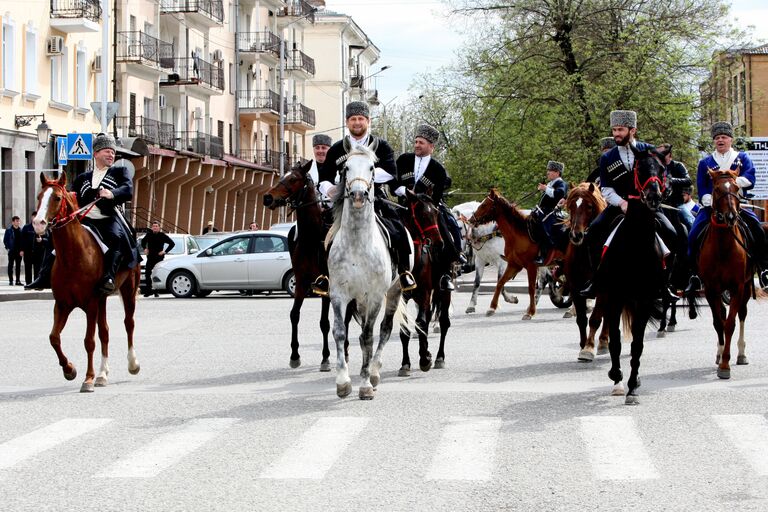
[324,0,768,107]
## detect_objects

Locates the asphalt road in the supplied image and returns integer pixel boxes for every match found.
[1,288,768,511]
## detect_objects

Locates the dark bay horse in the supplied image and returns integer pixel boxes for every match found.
[33,173,140,392]
[263,165,336,371]
[563,182,609,362]
[398,190,451,375]
[693,170,753,379]
[469,188,558,320]
[597,148,667,404]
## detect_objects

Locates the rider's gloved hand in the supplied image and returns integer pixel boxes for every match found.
[701,194,712,207]
[735,176,752,189]
[394,186,406,197]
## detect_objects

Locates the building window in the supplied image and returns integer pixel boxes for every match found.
[229,123,233,155]
[50,49,69,104]
[76,46,87,109]
[229,62,234,94]
[2,16,17,92]
[24,28,37,96]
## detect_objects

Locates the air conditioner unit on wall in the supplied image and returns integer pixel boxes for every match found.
[158,94,167,110]
[193,106,203,119]
[213,49,223,62]
[47,36,64,56]
[91,55,102,73]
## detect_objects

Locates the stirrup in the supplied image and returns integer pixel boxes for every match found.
[759,269,768,290]
[579,280,596,299]
[400,271,417,292]
[684,275,701,294]
[440,274,455,291]
[311,275,329,297]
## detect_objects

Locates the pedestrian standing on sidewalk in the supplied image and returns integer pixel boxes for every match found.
[20,211,45,286]
[3,215,23,285]
[141,221,175,297]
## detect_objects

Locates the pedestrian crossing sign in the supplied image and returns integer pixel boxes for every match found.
[57,137,68,166]
[66,133,93,161]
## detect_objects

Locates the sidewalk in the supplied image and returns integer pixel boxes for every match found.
[455,268,531,294]
[0,281,52,302]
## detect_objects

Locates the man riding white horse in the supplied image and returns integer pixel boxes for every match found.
[312,101,416,296]
[394,123,465,291]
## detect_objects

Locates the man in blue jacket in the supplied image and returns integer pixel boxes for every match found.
[533,160,568,264]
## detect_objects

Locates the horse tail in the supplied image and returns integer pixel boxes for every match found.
[622,299,663,338]
[389,291,425,337]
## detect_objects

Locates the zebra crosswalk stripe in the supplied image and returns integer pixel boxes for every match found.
[0,418,113,469]
[579,416,660,480]
[98,418,238,478]
[713,414,768,476]
[259,417,369,479]
[425,416,502,481]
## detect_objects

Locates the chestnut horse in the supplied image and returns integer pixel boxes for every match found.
[33,173,140,393]
[563,182,609,362]
[469,188,559,320]
[398,190,451,375]
[693,170,753,379]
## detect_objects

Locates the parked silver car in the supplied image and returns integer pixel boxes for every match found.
[137,233,201,289]
[151,231,295,298]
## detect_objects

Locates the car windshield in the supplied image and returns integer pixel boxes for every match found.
[194,234,229,251]
[166,235,189,255]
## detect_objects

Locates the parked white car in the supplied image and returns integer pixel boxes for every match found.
[151,231,294,298]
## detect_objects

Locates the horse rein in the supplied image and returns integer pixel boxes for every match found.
[45,183,98,230]
[629,158,666,202]
[409,201,440,251]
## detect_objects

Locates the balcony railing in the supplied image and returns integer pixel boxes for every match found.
[238,149,281,171]
[237,31,280,57]
[278,0,315,22]
[160,0,224,24]
[285,103,315,127]
[115,116,176,148]
[177,131,224,159]
[237,89,284,113]
[160,57,224,92]
[50,0,102,21]
[287,49,315,76]
[117,32,174,69]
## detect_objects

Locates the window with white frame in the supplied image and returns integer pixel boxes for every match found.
[24,28,37,96]
[50,48,69,104]
[2,16,17,92]
[76,46,87,109]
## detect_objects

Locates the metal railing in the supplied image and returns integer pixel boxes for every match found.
[160,57,224,91]
[115,116,175,148]
[236,89,283,113]
[238,149,281,171]
[50,0,101,21]
[126,206,189,235]
[177,131,224,159]
[159,0,224,23]
[237,31,280,57]
[117,31,174,69]
[285,103,316,127]
[278,0,315,21]
[287,49,315,76]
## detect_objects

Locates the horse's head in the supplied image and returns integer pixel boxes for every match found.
[469,188,502,226]
[263,165,312,210]
[403,189,443,249]
[709,169,741,227]
[34,172,74,235]
[565,182,606,245]
[632,147,667,211]
[342,142,378,209]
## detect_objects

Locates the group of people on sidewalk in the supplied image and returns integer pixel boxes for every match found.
[3,213,47,287]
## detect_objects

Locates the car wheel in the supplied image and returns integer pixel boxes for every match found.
[195,290,212,298]
[168,270,197,298]
[284,270,296,298]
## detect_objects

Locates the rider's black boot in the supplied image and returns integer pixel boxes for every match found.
[99,249,122,295]
[25,254,54,290]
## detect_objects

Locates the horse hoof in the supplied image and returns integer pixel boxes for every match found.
[485,309,496,317]
[94,376,108,387]
[465,306,476,314]
[563,311,574,319]
[577,350,594,362]
[319,361,331,372]
[359,386,375,400]
[289,358,301,369]
[63,366,77,381]
[336,382,352,398]
[128,364,140,375]
[420,362,432,372]
[522,314,532,321]
[625,394,640,405]
[611,382,625,396]
[717,368,731,380]
[80,382,95,393]
[737,355,749,365]
[667,324,676,333]
[657,331,666,339]
[398,366,411,377]
[434,358,445,369]
[597,345,609,356]
[370,374,380,388]
[432,325,441,334]
[689,311,698,320]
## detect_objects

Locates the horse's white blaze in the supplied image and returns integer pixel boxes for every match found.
[724,181,731,190]
[33,188,54,234]
[713,415,768,475]
[576,197,583,208]
[260,417,368,479]
[99,418,237,478]
[426,417,501,480]
[579,416,659,480]
[0,418,112,469]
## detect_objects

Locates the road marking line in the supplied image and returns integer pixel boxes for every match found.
[260,417,368,479]
[0,418,113,469]
[713,414,768,475]
[579,416,659,480]
[425,416,502,481]
[99,418,238,478]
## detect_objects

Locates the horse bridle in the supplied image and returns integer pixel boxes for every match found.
[710,174,741,228]
[342,166,374,202]
[409,200,441,252]
[629,157,666,203]
[44,183,97,230]
[471,195,497,226]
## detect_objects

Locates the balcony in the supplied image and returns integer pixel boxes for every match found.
[237,90,284,121]
[286,49,315,78]
[49,0,101,33]
[117,32,175,72]
[278,0,315,23]
[115,116,176,148]
[237,31,281,65]
[160,57,225,94]
[177,131,224,159]
[238,149,281,171]
[160,0,224,28]
[285,103,315,130]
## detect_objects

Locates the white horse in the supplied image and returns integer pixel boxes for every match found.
[327,142,405,400]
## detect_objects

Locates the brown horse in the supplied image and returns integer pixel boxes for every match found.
[469,188,560,320]
[563,183,609,361]
[695,170,753,379]
[33,173,140,392]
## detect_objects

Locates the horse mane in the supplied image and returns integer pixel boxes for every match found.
[43,179,80,211]
[492,191,528,232]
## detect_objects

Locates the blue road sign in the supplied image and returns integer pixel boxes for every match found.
[67,133,93,161]
[57,137,68,166]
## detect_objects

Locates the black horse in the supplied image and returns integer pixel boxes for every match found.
[596,147,668,405]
